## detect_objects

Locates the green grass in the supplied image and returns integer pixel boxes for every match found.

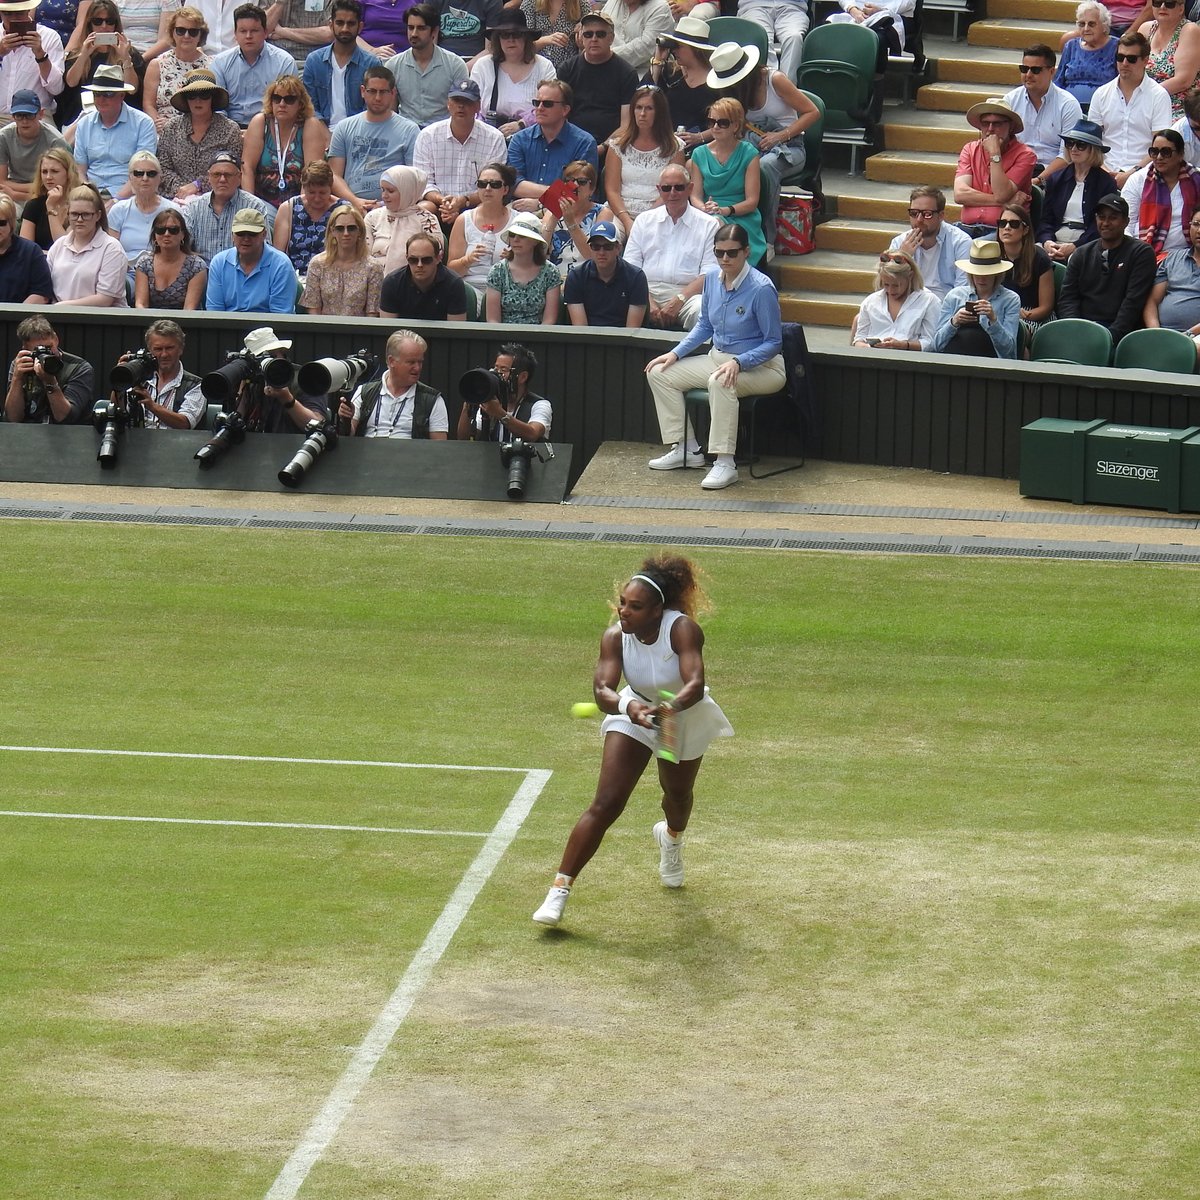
[1,523,1198,1198]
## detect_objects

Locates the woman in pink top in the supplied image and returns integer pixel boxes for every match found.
[47,185,128,307]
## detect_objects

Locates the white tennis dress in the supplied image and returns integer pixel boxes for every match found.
[600,608,734,761]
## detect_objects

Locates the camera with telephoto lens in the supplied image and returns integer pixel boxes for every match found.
[109,348,155,390]
[278,416,337,488]
[91,398,129,468]
[499,436,554,500]
[194,408,247,467]
[30,345,64,377]
[296,349,378,397]
[200,348,295,404]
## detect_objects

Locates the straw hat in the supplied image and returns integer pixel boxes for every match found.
[954,238,1013,276]
[170,67,229,112]
[662,15,711,50]
[84,63,136,94]
[965,97,1023,135]
[706,41,761,89]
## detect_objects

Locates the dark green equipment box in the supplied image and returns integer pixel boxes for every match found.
[1020,419,1200,513]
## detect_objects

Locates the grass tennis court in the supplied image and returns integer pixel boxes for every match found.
[2,521,1198,1198]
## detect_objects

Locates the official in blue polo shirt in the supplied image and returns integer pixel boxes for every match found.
[564,221,647,328]
[508,79,598,205]
[205,207,297,313]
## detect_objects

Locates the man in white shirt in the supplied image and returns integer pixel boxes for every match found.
[623,164,718,329]
[0,3,65,121]
[1089,30,1172,186]
[344,329,449,438]
[887,184,970,301]
[1001,43,1082,176]
[1172,90,1200,168]
[414,79,506,223]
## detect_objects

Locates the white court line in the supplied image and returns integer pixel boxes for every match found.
[0,745,528,773]
[264,767,552,1200]
[0,811,487,838]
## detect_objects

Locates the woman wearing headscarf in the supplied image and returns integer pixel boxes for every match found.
[365,165,444,277]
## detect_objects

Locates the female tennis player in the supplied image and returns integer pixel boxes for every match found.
[533,554,733,927]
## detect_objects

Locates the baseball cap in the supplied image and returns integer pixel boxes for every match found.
[448,78,481,103]
[1094,193,1129,218]
[588,220,620,244]
[231,207,266,233]
[209,150,241,169]
[9,90,40,116]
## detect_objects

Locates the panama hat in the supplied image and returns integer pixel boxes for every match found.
[662,15,711,50]
[706,41,761,89]
[170,67,229,112]
[0,2,37,12]
[502,212,548,246]
[85,63,136,94]
[965,97,1023,135]
[954,237,1013,276]
[244,327,292,356]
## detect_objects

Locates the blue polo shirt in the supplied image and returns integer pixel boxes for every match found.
[507,120,598,190]
[675,264,782,369]
[205,242,297,314]
[0,234,54,302]
[72,103,157,193]
[563,257,648,327]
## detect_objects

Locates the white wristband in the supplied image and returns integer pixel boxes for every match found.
[617,694,632,716]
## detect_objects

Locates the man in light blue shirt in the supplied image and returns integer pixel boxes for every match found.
[887,184,971,301]
[302,0,375,127]
[328,65,419,206]
[72,66,156,197]
[205,207,297,313]
[508,79,598,206]
[212,3,298,127]
[1002,43,1082,175]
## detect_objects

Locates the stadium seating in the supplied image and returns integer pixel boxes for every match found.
[706,16,770,63]
[1113,327,1198,374]
[1031,318,1113,367]
[795,23,880,174]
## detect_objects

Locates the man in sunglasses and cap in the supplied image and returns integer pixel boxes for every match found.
[204,207,296,313]
[72,64,156,199]
[0,2,65,124]
[954,96,1037,238]
[1057,192,1156,343]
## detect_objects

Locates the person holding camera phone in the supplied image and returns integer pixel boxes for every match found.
[112,320,205,430]
[0,3,66,124]
[62,1,141,114]
[4,316,95,424]
[852,249,940,352]
[931,237,1021,358]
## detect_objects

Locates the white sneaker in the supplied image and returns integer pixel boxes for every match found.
[701,462,739,490]
[532,886,570,926]
[649,444,705,470]
[653,820,684,887]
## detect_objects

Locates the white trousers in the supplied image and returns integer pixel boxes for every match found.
[738,0,811,81]
[648,348,787,455]
[647,280,703,330]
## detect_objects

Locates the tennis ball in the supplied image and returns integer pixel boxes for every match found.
[571,702,600,719]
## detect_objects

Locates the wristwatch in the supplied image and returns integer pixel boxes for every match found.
[990,153,1001,163]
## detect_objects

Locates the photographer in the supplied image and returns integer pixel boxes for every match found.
[3,316,94,424]
[343,328,447,438]
[113,320,205,430]
[455,341,551,442]
[239,327,329,432]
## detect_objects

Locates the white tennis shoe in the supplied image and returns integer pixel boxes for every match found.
[532,886,571,926]
[653,820,684,887]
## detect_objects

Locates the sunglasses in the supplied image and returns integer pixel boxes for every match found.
[705,117,732,128]
[907,208,939,218]
[475,178,505,188]
[1063,139,1091,149]
[714,246,744,258]
[90,16,117,26]
[1149,145,1178,155]
[0,218,9,227]
[131,168,159,177]
[530,98,562,108]
[1017,64,1045,74]
[1116,53,1143,62]
[580,28,610,37]
[563,176,591,185]
[879,253,907,263]
[154,225,182,234]
[996,218,1027,228]
[588,239,616,249]
[658,182,687,192]
[174,26,202,35]
[1152,1,1181,7]
[407,254,435,265]
[332,223,359,232]
[271,93,300,104]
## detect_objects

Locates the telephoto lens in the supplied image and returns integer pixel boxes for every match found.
[278,418,336,487]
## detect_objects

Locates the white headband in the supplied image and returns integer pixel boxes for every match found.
[630,573,664,601]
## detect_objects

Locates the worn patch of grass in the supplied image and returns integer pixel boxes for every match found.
[1,523,1198,1198]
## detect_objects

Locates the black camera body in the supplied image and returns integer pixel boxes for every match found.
[92,398,129,467]
[194,409,247,467]
[31,345,64,378]
[110,348,155,390]
[278,416,337,488]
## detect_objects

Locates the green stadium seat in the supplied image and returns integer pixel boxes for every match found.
[1031,317,1113,367]
[706,16,770,63]
[1113,327,1198,374]
[795,23,879,175]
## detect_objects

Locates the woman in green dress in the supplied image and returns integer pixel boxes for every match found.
[687,96,768,266]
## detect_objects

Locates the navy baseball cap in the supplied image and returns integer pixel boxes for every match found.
[588,221,620,244]
[10,90,40,116]
[449,79,481,103]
